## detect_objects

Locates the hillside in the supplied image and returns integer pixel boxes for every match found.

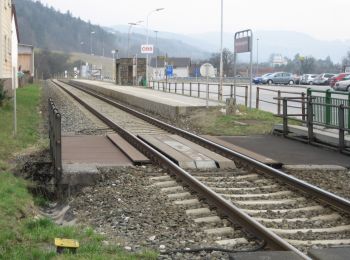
[14,0,209,59]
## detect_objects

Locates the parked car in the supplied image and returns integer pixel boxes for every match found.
[301,74,317,85]
[334,76,350,91]
[261,72,294,85]
[253,73,272,84]
[313,73,336,85]
[329,73,350,88]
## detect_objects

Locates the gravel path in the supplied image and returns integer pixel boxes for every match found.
[284,168,350,200]
[43,81,111,134]
[69,166,260,260]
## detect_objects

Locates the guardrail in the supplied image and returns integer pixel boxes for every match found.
[256,87,306,117]
[150,80,248,106]
[48,98,62,184]
[307,89,350,130]
[276,96,350,153]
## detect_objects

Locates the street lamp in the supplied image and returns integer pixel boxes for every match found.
[146,8,164,86]
[154,30,159,79]
[127,20,143,58]
[90,31,95,55]
[112,49,118,81]
[256,38,259,76]
[219,0,224,101]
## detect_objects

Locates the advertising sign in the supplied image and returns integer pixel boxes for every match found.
[141,44,154,54]
[234,36,251,53]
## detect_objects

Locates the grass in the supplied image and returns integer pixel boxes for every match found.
[190,105,284,136]
[0,85,157,259]
[0,84,41,169]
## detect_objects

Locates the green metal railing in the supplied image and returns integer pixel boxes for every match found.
[307,88,350,129]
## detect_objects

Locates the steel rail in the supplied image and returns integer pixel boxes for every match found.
[52,80,309,259]
[64,80,350,216]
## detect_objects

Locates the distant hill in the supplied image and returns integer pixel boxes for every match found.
[14,0,209,59]
[114,25,350,63]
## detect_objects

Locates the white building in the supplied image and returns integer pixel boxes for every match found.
[271,54,287,67]
[150,57,191,80]
[11,4,19,88]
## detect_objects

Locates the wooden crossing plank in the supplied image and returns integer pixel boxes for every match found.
[107,133,150,165]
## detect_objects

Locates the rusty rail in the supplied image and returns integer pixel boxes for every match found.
[48,98,62,184]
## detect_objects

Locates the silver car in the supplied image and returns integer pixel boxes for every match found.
[262,72,294,85]
[334,76,350,91]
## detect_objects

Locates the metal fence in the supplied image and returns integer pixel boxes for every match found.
[48,98,62,184]
[276,96,350,152]
[307,89,350,130]
[256,87,306,117]
[150,80,248,106]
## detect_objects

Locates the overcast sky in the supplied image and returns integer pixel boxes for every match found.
[38,0,350,41]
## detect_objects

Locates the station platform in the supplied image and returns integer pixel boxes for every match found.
[208,135,350,168]
[69,79,223,118]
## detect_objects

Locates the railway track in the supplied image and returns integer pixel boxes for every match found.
[51,79,350,259]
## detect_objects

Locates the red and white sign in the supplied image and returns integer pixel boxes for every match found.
[141,44,154,54]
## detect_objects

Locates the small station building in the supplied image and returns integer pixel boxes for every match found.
[115,57,146,86]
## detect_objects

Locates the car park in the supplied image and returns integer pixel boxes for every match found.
[329,73,350,88]
[313,73,336,85]
[301,74,317,85]
[253,73,272,84]
[334,76,350,91]
[261,72,295,85]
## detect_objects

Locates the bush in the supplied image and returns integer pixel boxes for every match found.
[0,79,7,106]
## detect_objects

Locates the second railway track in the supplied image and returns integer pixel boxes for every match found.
[52,79,350,259]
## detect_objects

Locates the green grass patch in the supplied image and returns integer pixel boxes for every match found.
[0,84,41,170]
[0,85,157,259]
[191,105,286,136]
[0,173,157,259]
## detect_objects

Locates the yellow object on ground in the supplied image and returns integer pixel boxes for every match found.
[54,238,79,254]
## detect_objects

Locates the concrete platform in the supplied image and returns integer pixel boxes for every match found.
[203,135,281,168]
[210,135,350,168]
[308,247,350,260]
[139,134,236,169]
[69,79,223,118]
[230,251,302,260]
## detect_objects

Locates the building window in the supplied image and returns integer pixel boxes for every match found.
[8,37,11,55]
[4,36,7,62]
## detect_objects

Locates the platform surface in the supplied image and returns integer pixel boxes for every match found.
[212,135,350,168]
[73,79,221,107]
[62,135,132,166]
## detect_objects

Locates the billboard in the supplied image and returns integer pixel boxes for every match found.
[234,36,251,53]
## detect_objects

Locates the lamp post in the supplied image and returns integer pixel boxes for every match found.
[146,8,164,86]
[154,30,159,79]
[90,31,95,55]
[80,41,85,76]
[219,0,224,101]
[127,21,143,58]
[256,38,259,76]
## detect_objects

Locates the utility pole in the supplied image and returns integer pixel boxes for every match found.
[219,0,224,101]
[154,30,159,79]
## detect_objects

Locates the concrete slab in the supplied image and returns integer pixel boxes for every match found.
[69,79,223,118]
[140,134,220,169]
[156,135,217,169]
[139,135,196,168]
[169,135,236,169]
[231,251,302,260]
[214,135,350,168]
[308,247,350,260]
[203,135,280,167]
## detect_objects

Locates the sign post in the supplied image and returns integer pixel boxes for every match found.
[200,63,215,108]
[141,45,154,87]
[233,29,253,109]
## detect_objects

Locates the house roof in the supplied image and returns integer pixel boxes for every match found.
[150,57,191,68]
[12,4,20,42]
